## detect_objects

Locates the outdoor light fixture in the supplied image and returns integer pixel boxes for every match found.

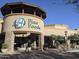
[64,30,68,41]
[64,31,68,36]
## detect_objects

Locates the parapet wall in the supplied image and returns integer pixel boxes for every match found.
[45,24,68,30]
[44,24,77,36]
[3,13,44,33]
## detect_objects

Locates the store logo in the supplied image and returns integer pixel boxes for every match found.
[28,19,40,29]
[14,18,26,28]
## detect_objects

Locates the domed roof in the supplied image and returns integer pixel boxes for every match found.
[1,2,46,19]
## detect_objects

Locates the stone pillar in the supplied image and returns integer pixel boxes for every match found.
[4,31,15,54]
[64,31,70,50]
[32,35,37,49]
[32,41,37,49]
[53,40,55,46]
[39,34,44,51]
[67,40,70,50]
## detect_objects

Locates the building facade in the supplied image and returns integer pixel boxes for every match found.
[0,2,46,53]
[44,24,77,36]
[0,2,78,54]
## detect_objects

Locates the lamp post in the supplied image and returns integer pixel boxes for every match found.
[64,31,68,50]
[64,31,70,50]
[64,31,68,41]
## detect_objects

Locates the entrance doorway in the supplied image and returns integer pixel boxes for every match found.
[44,36,53,48]
[14,33,40,51]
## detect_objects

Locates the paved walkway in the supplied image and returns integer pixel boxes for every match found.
[0,50,79,59]
[66,49,79,52]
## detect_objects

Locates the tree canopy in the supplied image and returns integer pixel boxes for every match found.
[51,34,64,40]
[68,34,79,40]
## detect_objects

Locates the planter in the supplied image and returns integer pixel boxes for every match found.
[1,49,8,53]
[27,47,31,52]
[18,48,26,51]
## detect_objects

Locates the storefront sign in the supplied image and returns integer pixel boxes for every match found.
[14,18,40,30]
[14,18,26,28]
[28,19,40,29]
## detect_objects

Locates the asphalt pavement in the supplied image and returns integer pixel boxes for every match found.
[0,50,79,59]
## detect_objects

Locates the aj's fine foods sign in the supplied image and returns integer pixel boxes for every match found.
[14,18,40,30]
[28,19,40,29]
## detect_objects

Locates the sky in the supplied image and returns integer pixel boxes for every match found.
[0,0,79,29]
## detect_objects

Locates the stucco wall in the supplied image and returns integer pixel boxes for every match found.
[0,19,3,33]
[0,24,2,33]
[3,13,44,33]
[45,24,68,30]
[44,25,77,36]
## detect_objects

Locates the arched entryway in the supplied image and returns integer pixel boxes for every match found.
[14,32,44,51]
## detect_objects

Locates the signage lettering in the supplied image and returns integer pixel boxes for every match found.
[28,19,40,29]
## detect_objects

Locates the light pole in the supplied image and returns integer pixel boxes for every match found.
[64,31,68,50]
[64,31,70,50]
[64,31,68,41]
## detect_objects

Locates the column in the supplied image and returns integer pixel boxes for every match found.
[65,36,71,50]
[11,10,13,14]
[4,31,15,54]
[32,41,37,49]
[67,40,70,50]
[22,9,24,14]
[32,35,37,49]
[53,40,55,46]
[39,34,44,51]
[34,11,36,16]
[64,31,71,50]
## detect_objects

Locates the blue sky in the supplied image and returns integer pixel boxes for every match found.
[0,0,79,29]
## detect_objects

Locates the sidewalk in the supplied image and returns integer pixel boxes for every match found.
[66,49,79,52]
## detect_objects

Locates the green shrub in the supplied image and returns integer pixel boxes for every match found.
[2,43,8,49]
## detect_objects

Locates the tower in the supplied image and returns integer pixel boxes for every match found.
[1,2,46,53]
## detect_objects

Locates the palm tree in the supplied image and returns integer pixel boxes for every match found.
[51,34,64,40]
[51,34,65,48]
[68,34,79,40]
[68,34,79,48]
